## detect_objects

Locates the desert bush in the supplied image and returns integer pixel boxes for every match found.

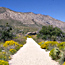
[0,52,11,61]
[9,49,16,55]
[25,35,32,39]
[38,41,44,45]
[0,42,4,52]
[41,41,58,50]
[0,47,2,52]
[57,42,65,51]
[57,42,65,64]
[63,62,65,65]
[3,40,23,50]
[19,44,23,47]
[3,40,19,48]
[15,44,23,51]
[0,60,9,65]
[15,46,20,51]
[13,35,26,45]
[49,48,64,60]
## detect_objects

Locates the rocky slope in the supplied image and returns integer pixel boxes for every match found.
[0,7,65,32]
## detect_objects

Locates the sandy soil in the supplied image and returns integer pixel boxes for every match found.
[9,38,59,65]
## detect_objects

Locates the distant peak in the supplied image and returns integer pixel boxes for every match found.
[0,7,18,13]
[0,7,7,13]
[25,12,36,14]
[0,7,6,9]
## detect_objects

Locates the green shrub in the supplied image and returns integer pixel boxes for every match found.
[0,60,9,65]
[37,25,64,41]
[16,44,23,51]
[9,49,16,55]
[57,42,65,51]
[0,23,14,42]
[15,46,20,51]
[0,52,11,61]
[49,48,64,60]
[0,47,2,52]
[57,42,65,64]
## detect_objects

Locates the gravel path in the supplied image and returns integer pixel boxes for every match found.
[9,38,59,65]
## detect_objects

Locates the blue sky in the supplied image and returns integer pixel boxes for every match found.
[0,0,65,22]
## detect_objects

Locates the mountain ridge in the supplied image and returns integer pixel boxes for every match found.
[0,7,65,32]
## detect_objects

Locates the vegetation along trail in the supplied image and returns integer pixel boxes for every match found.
[9,38,59,65]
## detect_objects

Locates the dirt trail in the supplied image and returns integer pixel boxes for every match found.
[9,38,59,65]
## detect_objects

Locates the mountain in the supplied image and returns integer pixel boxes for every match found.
[0,7,65,33]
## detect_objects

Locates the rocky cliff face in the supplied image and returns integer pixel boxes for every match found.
[0,7,65,32]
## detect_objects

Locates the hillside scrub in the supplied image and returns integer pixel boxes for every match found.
[37,25,65,41]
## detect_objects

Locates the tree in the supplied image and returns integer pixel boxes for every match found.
[0,23,14,42]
